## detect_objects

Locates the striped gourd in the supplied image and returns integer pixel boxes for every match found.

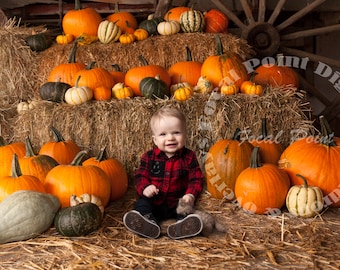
[180,9,205,33]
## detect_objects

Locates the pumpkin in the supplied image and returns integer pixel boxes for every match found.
[110,64,126,83]
[119,33,135,44]
[107,2,138,33]
[54,202,103,236]
[76,33,98,45]
[19,136,59,183]
[139,17,163,35]
[25,33,52,52]
[112,82,134,99]
[180,8,205,33]
[249,118,285,164]
[0,154,46,202]
[204,9,229,33]
[220,83,239,95]
[56,33,74,44]
[82,147,128,201]
[0,137,25,177]
[140,75,170,99]
[124,55,171,96]
[204,128,254,200]
[193,75,214,93]
[93,86,112,101]
[48,41,86,86]
[70,193,104,214]
[240,75,264,95]
[254,55,299,88]
[235,147,291,215]
[173,85,193,101]
[64,75,93,105]
[45,151,111,208]
[73,62,115,91]
[170,81,192,95]
[97,20,121,44]
[157,18,181,36]
[286,174,324,218]
[164,6,191,23]
[168,46,202,87]
[134,28,149,41]
[0,190,60,244]
[39,78,71,102]
[201,35,249,88]
[279,115,340,207]
[62,0,102,38]
[39,126,81,165]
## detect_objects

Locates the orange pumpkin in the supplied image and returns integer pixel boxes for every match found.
[0,137,25,177]
[164,6,191,23]
[45,151,111,208]
[83,147,128,201]
[62,0,102,38]
[48,41,86,86]
[0,154,46,202]
[39,126,81,165]
[19,137,59,183]
[235,147,290,215]
[249,118,285,165]
[107,2,138,33]
[168,46,202,87]
[204,128,254,200]
[110,64,126,83]
[93,86,112,101]
[201,35,249,88]
[124,55,171,96]
[279,115,340,207]
[204,9,229,33]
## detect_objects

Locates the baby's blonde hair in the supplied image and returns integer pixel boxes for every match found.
[150,107,186,134]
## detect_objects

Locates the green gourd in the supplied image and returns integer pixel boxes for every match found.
[0,190,60,244]
[140,75,170,99]
[54,202,103,236]
[25,33,52,52]
[139,17,163,35]
[39,79,71,102]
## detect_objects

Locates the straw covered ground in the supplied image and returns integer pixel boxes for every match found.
[1,187,340,270]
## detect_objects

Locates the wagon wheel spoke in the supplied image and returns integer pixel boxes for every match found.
[281,24,340,40]
[267,0,287,25]
[276,0,328,31]
[257,0,266,23]
[240,0,255,25]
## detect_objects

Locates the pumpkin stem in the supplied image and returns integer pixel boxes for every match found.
[11,153,22,178]
[260,118,268,139]
[114,1,120,13]
[249,147,262,168]
[0,136,6,146]
[185,46,193,61]
[68,40,79,64]
[71,150,88,166]
[25,136,36,157]
[319,115,337,147]
[232,128,242,141]
[50,126,65,142]
[95,147,108,162]
[111,64,121,72]
[296,174,309,188]
[138,55,149,66]
[74,0,82,10]
[86,61,96,70]
[215,34,224,56]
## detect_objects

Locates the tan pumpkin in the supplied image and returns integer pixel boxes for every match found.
[64,76,93,105]
[112,82,134,99]
[97,20,121,44]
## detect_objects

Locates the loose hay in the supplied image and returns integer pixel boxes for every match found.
[12,85,313,178]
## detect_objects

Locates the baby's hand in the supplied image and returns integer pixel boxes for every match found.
[143,185,159,198]
[181,194,195,206]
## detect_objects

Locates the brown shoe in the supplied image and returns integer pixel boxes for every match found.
[167,214,203,240]
[123,210,161,239]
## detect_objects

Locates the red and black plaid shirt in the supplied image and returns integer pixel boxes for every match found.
[135,146,204,209]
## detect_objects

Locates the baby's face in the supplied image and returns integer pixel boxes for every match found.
[152,116,186,158]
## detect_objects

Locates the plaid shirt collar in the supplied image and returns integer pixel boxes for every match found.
[153,146,185,158]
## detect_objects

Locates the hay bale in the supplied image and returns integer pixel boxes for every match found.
[12,86,314,178]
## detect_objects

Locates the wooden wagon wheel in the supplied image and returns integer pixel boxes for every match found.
[210,0,340,123]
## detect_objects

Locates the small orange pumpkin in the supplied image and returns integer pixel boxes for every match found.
[107,2,138,33]
[119,33,135,44]
[220,83,239,95]
[0,137,25,177]
[56,33,74,45]
[204,9,229,33]
[93,86,112,101]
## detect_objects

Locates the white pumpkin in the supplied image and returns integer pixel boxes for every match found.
[157,20,180,35]
[97,20,121,44]
[64,76,93,105]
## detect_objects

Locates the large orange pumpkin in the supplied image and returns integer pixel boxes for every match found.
[235,147,290,215]
[39,126,81,165]
[0,154,46,202]
[62,0,102,38]
[249,118,285,165]
[83,147,128,201]
[45,151,111,208]
[164,6,191,23]
[0,137,25,177]
[279,115,340,207]
[204,9,229,33]
[204,129,254,200]
[168,46,202,87]
[48,41,86,86]
[124,55,171,96]
[201,35,249,88]
[107,2,138,33]
[19,137,59,183]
